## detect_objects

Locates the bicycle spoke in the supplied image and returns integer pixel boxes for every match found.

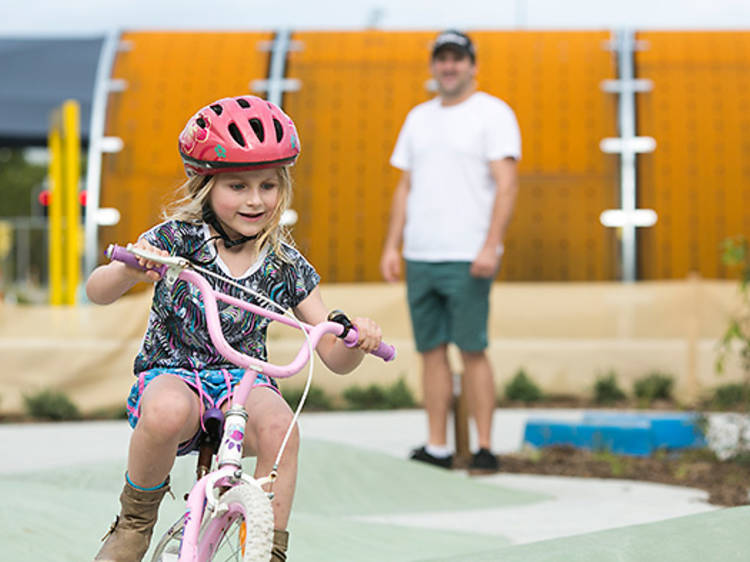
[215,521,244,561]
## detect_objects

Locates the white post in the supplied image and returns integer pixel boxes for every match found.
[84,30,123,279]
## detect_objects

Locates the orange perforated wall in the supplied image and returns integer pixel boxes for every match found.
[285,30,619,282]
[636,31,750,279]
[100,30,619,282]
[283,31,435,283]
[471,31,618,281]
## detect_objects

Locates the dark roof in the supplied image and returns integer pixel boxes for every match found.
[0,37,103,145]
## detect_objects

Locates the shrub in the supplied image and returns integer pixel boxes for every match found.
[716,236,750,379]
[504,369,542,403]
[382,378,417,409]
[711,236,750,459]
[282,385,333,411]
[592,450,629,477]
[23,389,80,421]
[342,384,386,410]
[633,372,674,404]
[711,383,750,410]
[89,404,129,420]
[593,371,627,404]
[342,377,416,410]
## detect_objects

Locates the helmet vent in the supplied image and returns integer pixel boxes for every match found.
[273,118,284,143]
[236,98,251,108]
[249,118,265,142]
[209,104,223,116]
[196,117,207,128]
[227,122,246,147]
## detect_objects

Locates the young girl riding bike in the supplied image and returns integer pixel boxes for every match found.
[86,95,384,562]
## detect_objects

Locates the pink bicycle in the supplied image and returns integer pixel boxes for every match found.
[106,243,395,562]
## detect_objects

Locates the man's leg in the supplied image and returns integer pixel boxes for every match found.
[405,260,453,467]
[448,262,498,470]
[460,349,495,450]
[421,344,453,447]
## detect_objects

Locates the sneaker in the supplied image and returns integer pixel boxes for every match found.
[409,445,453,469]
[469,448,499,472]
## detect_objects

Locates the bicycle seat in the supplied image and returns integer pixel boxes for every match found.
[176,407,225,456]
[201,407,225,452]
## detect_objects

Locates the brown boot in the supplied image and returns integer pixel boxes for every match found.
[271,529,289,561]
[94,476,171,562]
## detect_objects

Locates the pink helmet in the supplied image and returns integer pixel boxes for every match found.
[178,95,300,176]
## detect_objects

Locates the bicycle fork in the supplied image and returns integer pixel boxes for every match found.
[177,406,276,560]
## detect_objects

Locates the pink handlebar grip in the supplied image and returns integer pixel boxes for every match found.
[342,327,397,362]
[105,244,168,277]
[373,341,397,362]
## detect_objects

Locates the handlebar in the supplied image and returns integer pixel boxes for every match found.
[105,244,396,375]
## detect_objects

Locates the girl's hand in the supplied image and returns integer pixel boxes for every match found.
[123,239,169,283]
[351,317,383,354]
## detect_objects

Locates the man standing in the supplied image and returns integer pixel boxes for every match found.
[380,30,521,471]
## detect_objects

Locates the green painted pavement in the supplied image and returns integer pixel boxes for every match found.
[1,438,545,561]
[287,514,512,562]
[423,506,750,562]
[3,437,743,561]
[294,439,547,516]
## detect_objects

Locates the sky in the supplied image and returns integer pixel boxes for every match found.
[3,0,750,36]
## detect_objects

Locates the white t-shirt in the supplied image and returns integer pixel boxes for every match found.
[390,91,521,262]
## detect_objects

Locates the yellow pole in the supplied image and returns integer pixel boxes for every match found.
[48,112,64,306]
[62,100,81,305]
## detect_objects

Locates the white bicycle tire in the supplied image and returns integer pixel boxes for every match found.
[200,482,274,562]
[151,482,274,562]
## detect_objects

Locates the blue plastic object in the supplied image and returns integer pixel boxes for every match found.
[523,412,706,457]
[582,412,706,449]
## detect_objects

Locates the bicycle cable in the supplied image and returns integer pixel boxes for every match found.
[187,260,316,473]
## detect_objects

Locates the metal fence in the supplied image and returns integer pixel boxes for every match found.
[0,216,51,303]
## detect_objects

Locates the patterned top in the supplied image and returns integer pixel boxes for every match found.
[133,220,320,373]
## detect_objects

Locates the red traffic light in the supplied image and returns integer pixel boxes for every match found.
[37,190,87,208]
[38,189,51,206]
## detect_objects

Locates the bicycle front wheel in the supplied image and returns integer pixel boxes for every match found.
[200,482,274,561]
[151,514,185,561]
[152,482,274,562]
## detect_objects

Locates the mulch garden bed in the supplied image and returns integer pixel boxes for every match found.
[491,445,750,507]
[481,397,750,507]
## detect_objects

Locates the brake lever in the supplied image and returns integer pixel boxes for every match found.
[327,309,354,339]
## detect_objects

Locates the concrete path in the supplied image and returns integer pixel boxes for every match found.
[1,409,745,561]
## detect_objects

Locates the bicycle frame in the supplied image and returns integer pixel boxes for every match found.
[106,244,395,560]
[177,269,361,559]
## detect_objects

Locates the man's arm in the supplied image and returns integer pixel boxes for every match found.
[470,157,519,278]
[379,170,411,282]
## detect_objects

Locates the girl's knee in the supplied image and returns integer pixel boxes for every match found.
[139,393,197,440]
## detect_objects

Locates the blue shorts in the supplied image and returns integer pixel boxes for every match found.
[127,367,280,455]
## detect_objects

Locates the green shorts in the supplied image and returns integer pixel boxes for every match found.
[405,260,492,353]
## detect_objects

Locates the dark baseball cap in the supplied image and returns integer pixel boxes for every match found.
[431,29,476,62]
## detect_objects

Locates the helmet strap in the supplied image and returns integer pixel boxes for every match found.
[201,205,260,249]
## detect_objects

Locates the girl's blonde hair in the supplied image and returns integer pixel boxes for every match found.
[162,166,295,261]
